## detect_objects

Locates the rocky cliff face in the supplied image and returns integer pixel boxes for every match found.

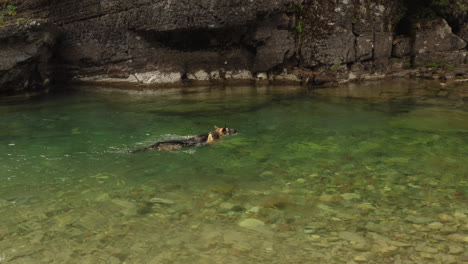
[0,22,57,95]
[0,0,467,94]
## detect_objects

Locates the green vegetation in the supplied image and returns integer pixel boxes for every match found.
[330,62,343,72]
[6,4,16,15]
[423,58,443,68]
[423,58,454,70]
[295,4,304,34]
[414,6,438,20]
[391,58,412,69]
[431,0,468,10]
[0,4,16,25]
[295,20,303,34]
[293,2,305,63]
[431,0,450,6]
[400,0,468,22]
[456,0,468,11]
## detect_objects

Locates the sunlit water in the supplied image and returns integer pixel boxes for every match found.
[0,80,467,263]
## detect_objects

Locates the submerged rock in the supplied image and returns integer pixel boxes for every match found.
[210,184,236,196]
[149,197,175,204]
[219,202,235,211]
[446,234,468,243]
[365,222,390,233]
[247,206,260,214]
[340,193,361,201]
[448,244,464,254]
[53,212,77,228]
[376,245,399,257]
[238,218,265,229]
[354,253,374,262]
[438,213,454,223]
[427,222,443,230]
[111,199,138,216]
[391,108,468,132]
[405,215,436,224]
[338,231,366,244]
[319,194,336,203]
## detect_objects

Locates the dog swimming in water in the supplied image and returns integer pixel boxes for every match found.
[131,125,237,152]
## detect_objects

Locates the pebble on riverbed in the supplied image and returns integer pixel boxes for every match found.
[427,222,443,230]
[238,218,265,229]
[405,215,436,224]
[149,197,175,204]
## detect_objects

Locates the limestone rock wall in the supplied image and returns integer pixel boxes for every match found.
[301,0,399,66]
[435,0,468,42]
[1,0,467,94]
[0,22,57,95]
[13,0,299,84]
[412,18,467,66]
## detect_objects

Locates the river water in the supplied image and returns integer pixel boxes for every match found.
[0,80,467,263]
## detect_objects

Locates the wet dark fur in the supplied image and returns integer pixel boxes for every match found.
[132,126,237,153]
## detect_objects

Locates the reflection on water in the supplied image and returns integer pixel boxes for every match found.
[0,80,467,263]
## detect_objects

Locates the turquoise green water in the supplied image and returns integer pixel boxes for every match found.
[0,81,467,263]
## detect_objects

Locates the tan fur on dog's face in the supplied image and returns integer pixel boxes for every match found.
[214,125,237,138]
[214,127,226,138]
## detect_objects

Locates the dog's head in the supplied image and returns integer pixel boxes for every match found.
[214,125,237,137]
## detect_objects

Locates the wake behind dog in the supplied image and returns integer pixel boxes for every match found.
[131,125,237,152]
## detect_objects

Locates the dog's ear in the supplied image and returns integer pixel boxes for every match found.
[224,124,227,128]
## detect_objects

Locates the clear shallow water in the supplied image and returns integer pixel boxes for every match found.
[0,80,467,263]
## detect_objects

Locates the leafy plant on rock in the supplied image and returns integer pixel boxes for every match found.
[456,0,468,11]
[296,4,304,33]
[330,62,343,72]
[431,0,450,6]
[0,4,17,25]
[6,4,16,16]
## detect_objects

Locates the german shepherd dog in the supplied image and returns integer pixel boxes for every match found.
[132,125,237,152]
